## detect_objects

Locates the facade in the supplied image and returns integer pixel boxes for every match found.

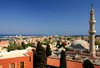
[0,50,33,68]
[47,57,100,68]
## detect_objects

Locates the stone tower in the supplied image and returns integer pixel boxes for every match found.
[88,4,96,57]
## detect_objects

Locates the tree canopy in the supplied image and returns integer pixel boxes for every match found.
[21,42,27,49]
[95,41,100,47]
[83,59,94,68]
[60,50,67,68]
[7,42,23,52]
[35,41,47,68]
[56,40,60,47]
[46,45,51,57]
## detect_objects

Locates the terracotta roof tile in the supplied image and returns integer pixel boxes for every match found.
[0,41,9,45]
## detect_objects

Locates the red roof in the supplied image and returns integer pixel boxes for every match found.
[0,41,9,45]
[47,58,60,67]
[47,58,100,68]
[47,57,84,68]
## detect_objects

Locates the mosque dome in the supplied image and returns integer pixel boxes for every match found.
[70,40,89,49]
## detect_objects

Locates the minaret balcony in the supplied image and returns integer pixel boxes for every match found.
[89,20,96,24]
[88,30,96,34]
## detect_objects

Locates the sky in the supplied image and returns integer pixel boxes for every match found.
[0,0,100,35]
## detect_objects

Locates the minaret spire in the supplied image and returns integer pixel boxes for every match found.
[89,3,96,58]
[92,3,93,7]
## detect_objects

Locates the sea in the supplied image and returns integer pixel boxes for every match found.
[0,34,90,41]
[0,34,58,41]
[0,34,48,41]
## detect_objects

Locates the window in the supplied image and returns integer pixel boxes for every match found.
[11,63,15,68]
[29,56,31,62]
[20,62,24,68]
[76,52,80,55]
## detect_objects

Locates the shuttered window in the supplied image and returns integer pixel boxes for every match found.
[0,65,2,68]
[29,57,31,62]
[20,62,24,68]
[11,63,15,68]
[29,56,33,62]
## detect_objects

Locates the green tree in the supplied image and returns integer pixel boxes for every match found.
[16,45,23,50]
[65,47,69,51]
[21,42,26,49]
[27,43,33,47]
[49,37,51,41]
[35,41,47,68]
[56,40,60,47]
[67,38,71,40]
[58,43,66,48]
[41,41,50,45]
[46,45,51,57]
[95,41,100,47]
[9,41,13,45]
[61,43,66,48]
[14,41,16,44]
[60,50,66,68]
[7,43,16,51]
[63,38,66,40]
[7,43,23,52]
[83,59,94,68]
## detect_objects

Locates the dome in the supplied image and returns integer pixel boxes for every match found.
[70,40,89,49]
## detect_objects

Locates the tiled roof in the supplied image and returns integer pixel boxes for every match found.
[47,58,60,67]
[0,41,9,45]
[47,57,84,68]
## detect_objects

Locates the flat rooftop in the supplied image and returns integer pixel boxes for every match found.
[0,50,31,59]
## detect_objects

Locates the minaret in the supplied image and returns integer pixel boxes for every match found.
[89,4,96,57]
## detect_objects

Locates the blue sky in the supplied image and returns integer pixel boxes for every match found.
[0,0,100,35]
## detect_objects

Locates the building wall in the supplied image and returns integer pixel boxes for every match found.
[0,52,33,68]
[66,49,90,57]
[47,58,100,68]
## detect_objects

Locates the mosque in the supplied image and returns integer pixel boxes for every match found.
[66,4,97,59]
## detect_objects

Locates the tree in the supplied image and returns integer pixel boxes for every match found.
[41,41,50,45]
[61,43,66,48]
[83,59,94,68]
[27,43,33,47]
[56,40,60,47]
[46,45,51,57]
[67,38,71,40]
[21,42,26,49]
[58,43,66,48]
[95,41,100,47]
[7,43,24,52]
[14,41,16,44]
[35,41,47,68]
[16,45,23,50]
[60,50,66,68]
